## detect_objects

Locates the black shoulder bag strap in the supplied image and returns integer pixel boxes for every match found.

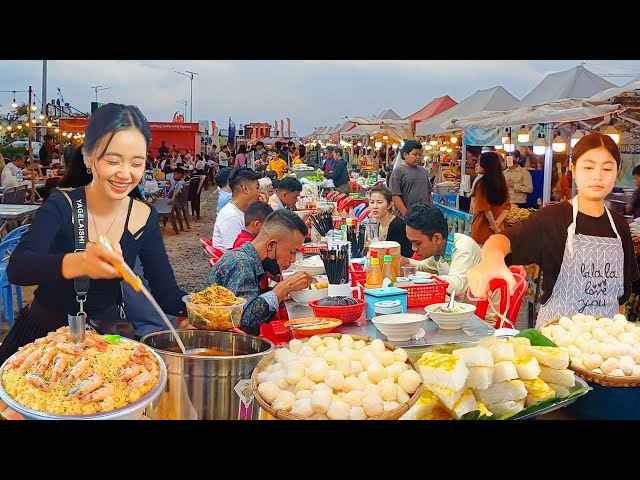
[62,187,90,341]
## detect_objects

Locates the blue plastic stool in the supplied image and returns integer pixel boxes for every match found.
[0,235,26,328]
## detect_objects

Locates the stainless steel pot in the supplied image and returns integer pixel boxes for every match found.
[140,330,274,420]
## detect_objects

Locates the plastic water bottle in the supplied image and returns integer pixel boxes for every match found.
[16,169,23,183]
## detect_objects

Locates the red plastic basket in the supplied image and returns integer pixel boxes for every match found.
[308,298,366,324]
[259,320,290,346]
[397,276,449,307]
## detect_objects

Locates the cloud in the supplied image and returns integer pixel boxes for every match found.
[0,59,637,136]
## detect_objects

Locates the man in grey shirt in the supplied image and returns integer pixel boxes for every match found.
[388,139,433,217]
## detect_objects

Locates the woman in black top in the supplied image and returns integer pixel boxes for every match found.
[0,103,187,364]
[368,184,413,257]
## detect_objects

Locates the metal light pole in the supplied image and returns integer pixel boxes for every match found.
[90,85,110,103]
[174,70,198,123]
[177,100,188,120]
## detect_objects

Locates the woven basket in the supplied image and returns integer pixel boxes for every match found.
[539,317,640,388]
[251,333,423,420]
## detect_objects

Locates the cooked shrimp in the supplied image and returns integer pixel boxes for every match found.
[80,383,115,404]
[128,371,153,391]
[37,347,58,375]
[56,343,81,355]
[9,347,35,368]
[81,337,108,352]
[119,365,142,382]
[20,350,43,372]
[63,357,90,385]
[25,373,51,392]
[68,373,102,398]
[50,354,69,382]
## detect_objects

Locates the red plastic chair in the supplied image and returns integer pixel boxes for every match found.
[326,191,339,201]
[338,196,354,212]
[205,244,225,258]
[209,257,218,267]
[200,237,213,254]
[472,265,528,329]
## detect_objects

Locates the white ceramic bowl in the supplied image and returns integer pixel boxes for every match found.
[371,313,427,342]
[289,287,329,305]
[424,302,476,330]
[294,261,326,275]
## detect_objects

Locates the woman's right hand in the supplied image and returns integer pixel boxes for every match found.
[466,259,517,299]
[82,242,125,279]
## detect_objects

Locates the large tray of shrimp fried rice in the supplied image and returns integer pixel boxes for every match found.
[0,326,166,419]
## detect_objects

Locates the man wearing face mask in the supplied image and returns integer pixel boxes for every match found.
[205,209,313,335]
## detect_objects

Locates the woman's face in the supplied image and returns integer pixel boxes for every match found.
[85,128,146,201]
[573,147,617,202]
[369,192,390,220]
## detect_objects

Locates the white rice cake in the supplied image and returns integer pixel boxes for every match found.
[452,347,494,367]
[522,378,556,407]
[528,346,569,370]
[485,399,525,417]
[513,356,541,379]
[448,388,479,420]
[547,383,571,398]
[492,361,519,383]
[538,366,575,387]
[466,366,493,390]
[424,382,464,410]
[402,387,441,420]
[490,342,515,363]
[475,380,527,405]
[418,352,469,392]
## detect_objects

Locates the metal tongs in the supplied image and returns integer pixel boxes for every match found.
[287,320,330,330]
[98,235,187,354]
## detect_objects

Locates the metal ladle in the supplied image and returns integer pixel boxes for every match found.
[98,235,187,354]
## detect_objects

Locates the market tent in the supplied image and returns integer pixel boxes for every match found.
[377,109,402,120]
[442,99,622,130]
[405,95,457,123]
[517,65,615,107]
[344,116,412,141]
[415,86,519,136]
[587,76,640,103]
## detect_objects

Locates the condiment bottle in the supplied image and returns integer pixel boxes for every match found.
[382,254,396,282]
[366,257,383,289]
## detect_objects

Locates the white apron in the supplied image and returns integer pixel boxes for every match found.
[536,197,625,328]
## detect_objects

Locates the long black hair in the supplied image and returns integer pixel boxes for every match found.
[58,145,92,188]
[477,151,508,206]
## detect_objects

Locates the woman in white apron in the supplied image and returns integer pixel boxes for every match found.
[467,132,639,328]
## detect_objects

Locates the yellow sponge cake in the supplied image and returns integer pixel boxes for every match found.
[513,356,541,379]
[452,347,494,367]
[538,366,575,387]
[522,378,556,406]
[448,388,479,419]
[528,346,570,369]
[475,380,527,404]
[424,383,465,410]
[418,352,469,391]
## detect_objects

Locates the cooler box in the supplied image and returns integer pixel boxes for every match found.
[363,287,408,320]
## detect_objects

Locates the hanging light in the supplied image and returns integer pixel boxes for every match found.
[517,125,530,143]
[439,145,447,152]
[369,136,374,140]
[356,142,362,147]
[504,143,515,153]
[392,143,398,150]
[501,128,510,144]
[450,135,458,144]
[430,139,438,146]
[6,125,12,131]
[374,141,382,148]
[571,128,584,147]
[46,121,52,127]
[0,124,2,130]
[25,122,29,127]
[425,145,432,151]
[446,147,453,153]
[552,132,567,152]
[11,97,17,109]
[54,128,59,133]
[382,135,388,141]
[17,124,22,130]
[603,125,620,144]
[39,112,45,120]
[494,144,504,150]
[31,104,37,112]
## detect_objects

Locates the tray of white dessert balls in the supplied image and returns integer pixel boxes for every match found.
[539,314,640,388]
[251,333,424,420]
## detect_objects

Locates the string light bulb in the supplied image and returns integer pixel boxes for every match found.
[552,133,567,152]
[603,125,620,144]
[571,128,584,147]
[517,125,530,143]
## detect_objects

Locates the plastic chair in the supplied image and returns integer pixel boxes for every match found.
[472,265,528,329]
[353,203,367,218]
[1,186,17,204]
[0,235,24,328]
[13,184,28,205]
[2,224,29,251]
[205,244,225,259]
[200,237,213,251]
[174,183,191,231]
